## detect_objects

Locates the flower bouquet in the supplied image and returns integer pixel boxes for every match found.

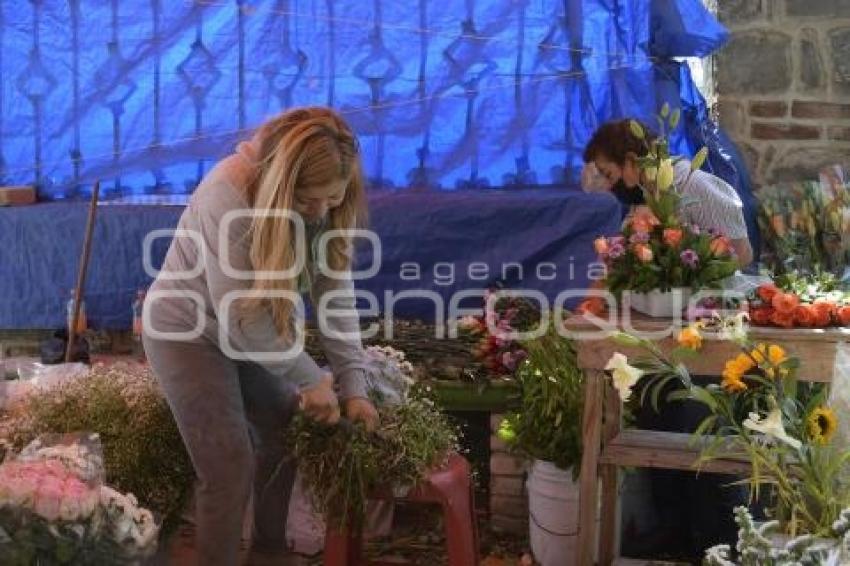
[748,271,850,329]
[756,166,850,276]
[596,113,738,297]
[0,433,159,564]
[606,319,850,545]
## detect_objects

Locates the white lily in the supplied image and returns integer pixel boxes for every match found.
[657,158,675,191]
[743,408,802,450]
[605,353,644,402]
[719,312,749,343]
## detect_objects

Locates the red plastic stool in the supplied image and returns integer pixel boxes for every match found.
[323,452,480,566]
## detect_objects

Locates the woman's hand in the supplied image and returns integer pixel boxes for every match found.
[299,374,340,425]
[345,397,380,432]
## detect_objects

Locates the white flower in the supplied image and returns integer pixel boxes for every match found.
[743,408,802,450]
[605,353,644,402]
[718,312,749,342]
[657,158,674,191]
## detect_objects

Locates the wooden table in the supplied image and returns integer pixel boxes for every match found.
[565,313,850,565]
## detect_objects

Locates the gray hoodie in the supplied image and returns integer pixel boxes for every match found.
[144,139,368,399]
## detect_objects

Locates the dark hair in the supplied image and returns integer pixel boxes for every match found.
[583,119,656,165]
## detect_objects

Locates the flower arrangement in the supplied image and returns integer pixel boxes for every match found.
[457,288,540,376]
[0,435,159,564]
[756,166,850,276]
[596,111,737,294]
[606,319,850,538]
[288,349,458,528]
[748,272,850,329]
[0,363,194,533]
[497,314,584,472]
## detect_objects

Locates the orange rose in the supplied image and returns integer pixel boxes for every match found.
[794,305,817,327]
[629,207,660,234]
[772,292,800,315]
[756,284,780,304]
[633,243,654,263]
[838,306,850,327]
[576,297,606,317]
[594,237,610,256]
[709,236,732,256]
[749,306,774,326]
[812,301,836,327]
[663,228,683,248]
[771,310,796,328]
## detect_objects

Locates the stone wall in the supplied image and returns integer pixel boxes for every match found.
[714,1,850,187]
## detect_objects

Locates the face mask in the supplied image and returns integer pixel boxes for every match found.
[611,179,645,206]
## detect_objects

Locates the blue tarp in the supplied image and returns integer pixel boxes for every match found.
[0,191,621,328]
[0,1,732,198]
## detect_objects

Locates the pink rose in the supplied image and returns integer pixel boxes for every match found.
[633,243,654,263]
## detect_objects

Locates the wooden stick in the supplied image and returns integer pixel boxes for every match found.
[66,181,100,363]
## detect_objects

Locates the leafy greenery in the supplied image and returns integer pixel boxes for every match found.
[0,365,194,535]
[498,315,584,474]
[288,393,458,528]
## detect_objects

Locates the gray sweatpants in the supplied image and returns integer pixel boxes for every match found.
[143,335,299,566]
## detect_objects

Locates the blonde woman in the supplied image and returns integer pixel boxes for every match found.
[143,107,378,566]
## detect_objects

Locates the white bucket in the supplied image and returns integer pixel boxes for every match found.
[527,460,579,566]
[627,288,692,318]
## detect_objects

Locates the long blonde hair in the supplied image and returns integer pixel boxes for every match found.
[243,106,366,339]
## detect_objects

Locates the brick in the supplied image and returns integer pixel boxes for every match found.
[717,0,763,25]
[490,495,528,519]
[490,453,527,476]
[768,146,848,183]
[490,475,526,497]
[749,100,787,118]
[792,101,850,119]
[787,0,850,18]
[828,126,850,141]
[751,122,821,140]
[799,29,826,90]
[830,28,850,94]
[489,515,528,535]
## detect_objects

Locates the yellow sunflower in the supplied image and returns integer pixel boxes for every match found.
[750,343,788,378]
[677,325,703,350]
[721,353,754,393]
[807,406,838,445]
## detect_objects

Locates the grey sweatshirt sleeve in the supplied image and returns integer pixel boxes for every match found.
[310,268,370,400]
[193,182,325,390]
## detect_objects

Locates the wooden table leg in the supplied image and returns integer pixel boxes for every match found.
[599,381,622,565]
[577,370,605,566]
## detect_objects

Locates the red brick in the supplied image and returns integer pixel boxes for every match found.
[751,122,821,140]
[749,100,787,118]
[791,101,850,119]
[828,126,850,142]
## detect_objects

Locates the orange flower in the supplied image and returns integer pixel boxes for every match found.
[749,306,774,326]
[812,301,836,327]
[663,228,683,248]
[756,284,780,304]
[594,237,610,256]
[576,297,606,317]
[629,207,660,234]
[633,243,654,263]
[677,325,703,350]
[794,305,817,328]
[709,236,732,256]
[772,292,800,315]
[839,306,850,327]
[770,310,795,328]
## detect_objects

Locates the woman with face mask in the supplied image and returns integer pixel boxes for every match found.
[582,119,752,264]
[143,107,378,565]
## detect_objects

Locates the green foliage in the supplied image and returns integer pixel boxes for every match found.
[498,317,584,473]
[288,393,458,528]
[1,366,194,534]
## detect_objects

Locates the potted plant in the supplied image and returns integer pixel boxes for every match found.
[496,313,584,566]
[595,110,738,316]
